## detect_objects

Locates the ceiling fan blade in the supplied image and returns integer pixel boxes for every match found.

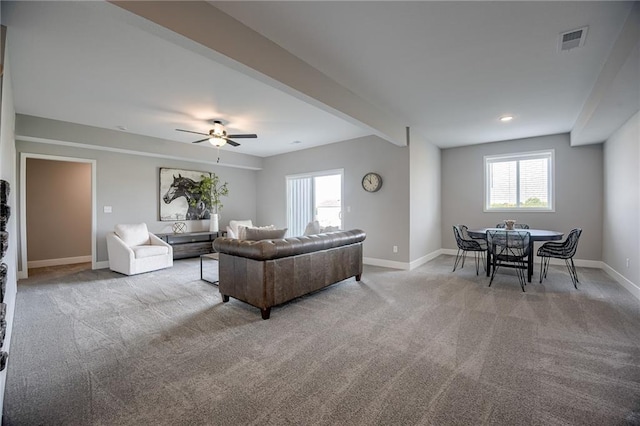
[176,129,209,136]
[192,138,210,144]
[227,134,257,139]
[226,139,241,147]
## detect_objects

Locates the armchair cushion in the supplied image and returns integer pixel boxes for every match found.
[114,223,150,247]
[131,245,170,259]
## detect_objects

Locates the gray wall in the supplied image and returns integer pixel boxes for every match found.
[441,133,603,261]
[603,111,639,287]
[258,135,411,263]
[16,138,258,265]
[410,133,441,262]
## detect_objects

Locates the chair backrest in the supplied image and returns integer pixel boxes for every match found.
[114,223,150,247]
[487,230,530,257]
[495,223,530,229]
[562,228,582,257]
[452,225,465,249]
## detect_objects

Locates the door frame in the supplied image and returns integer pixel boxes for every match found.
[18,153,97,279]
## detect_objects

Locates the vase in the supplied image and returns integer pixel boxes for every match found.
[210,213,219,233]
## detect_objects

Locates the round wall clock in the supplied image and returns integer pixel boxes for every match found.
[362,172,383,192]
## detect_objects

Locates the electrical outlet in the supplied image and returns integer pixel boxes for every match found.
[626,258,630,268]
[393,245,398,253]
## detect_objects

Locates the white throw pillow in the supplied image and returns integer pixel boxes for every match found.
[114,223,150,247]
[304,220,321,236]
[228,220,253,239]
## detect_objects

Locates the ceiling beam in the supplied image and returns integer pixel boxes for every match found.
[110,1,408,147]
[570,2,640,146]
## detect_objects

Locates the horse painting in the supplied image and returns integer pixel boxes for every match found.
[161,173,211,220]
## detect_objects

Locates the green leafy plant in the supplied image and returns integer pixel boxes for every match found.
[191,173,229,214]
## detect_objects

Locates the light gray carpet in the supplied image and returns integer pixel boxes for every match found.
[3,256,640,425]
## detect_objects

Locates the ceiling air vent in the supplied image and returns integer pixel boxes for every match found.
[559,26,588,51]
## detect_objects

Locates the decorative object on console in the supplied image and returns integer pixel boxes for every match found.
[504,219,516,230]
[172,222,187,234]
[362,172,383,192]
[197,173,228,233]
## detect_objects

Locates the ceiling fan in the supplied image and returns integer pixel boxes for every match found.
[176,120,257,147]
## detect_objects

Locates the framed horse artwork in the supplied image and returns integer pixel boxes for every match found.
[159,168,212,221]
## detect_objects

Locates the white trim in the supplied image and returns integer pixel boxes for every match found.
[19,153,97,279]
[17,135,262,171]
[409,249,443,270]
[95,260,110,270]
[27,255,92,269]
[602,263,640,301]
[484,149,555,212]
[363,257,410,270]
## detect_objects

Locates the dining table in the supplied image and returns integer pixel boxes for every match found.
[466,228,564,283]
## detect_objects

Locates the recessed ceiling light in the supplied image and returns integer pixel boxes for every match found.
[499,116,514,122]
[292,140,302,144]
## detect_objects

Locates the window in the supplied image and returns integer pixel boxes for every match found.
[286,170,343,237]
[484,150,554,211]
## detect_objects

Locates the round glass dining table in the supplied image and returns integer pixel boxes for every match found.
[466,228,564,282]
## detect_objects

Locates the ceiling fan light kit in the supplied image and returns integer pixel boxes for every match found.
[176,120,257,148]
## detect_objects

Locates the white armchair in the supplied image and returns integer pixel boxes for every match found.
[106,223,173,275]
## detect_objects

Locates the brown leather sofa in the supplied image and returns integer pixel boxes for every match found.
[213,229,366,319]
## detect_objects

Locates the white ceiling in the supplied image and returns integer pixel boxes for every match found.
[3,1,637,157]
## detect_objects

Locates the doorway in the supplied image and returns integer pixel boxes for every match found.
[19,154,96,279]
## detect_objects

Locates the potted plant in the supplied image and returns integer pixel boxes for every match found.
[197,173,229,232]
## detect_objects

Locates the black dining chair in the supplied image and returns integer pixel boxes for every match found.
[537,228,582,288]
[486,230,530,292]
[495,223,530,229]
[452,225,486,275]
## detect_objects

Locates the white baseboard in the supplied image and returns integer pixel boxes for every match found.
[364,257,410,270]
[409,249,443,270]
[94,261,110,270]
[602,263,640,301]
[27,255,92,269]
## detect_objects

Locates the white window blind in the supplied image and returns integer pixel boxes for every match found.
[485,150,554,211]
[286,176,314,238]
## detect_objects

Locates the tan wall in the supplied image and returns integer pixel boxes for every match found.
[26,158,91,262]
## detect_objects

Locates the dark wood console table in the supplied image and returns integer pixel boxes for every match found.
[156,231,219,259]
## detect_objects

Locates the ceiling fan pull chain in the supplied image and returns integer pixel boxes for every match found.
[217,146,220,163]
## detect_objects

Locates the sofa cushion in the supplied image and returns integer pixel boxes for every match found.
[239,224,275,240]
[245,227,287,241]
[115,223,150,247]
[131,245,169,259]
[228,220,253,239]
